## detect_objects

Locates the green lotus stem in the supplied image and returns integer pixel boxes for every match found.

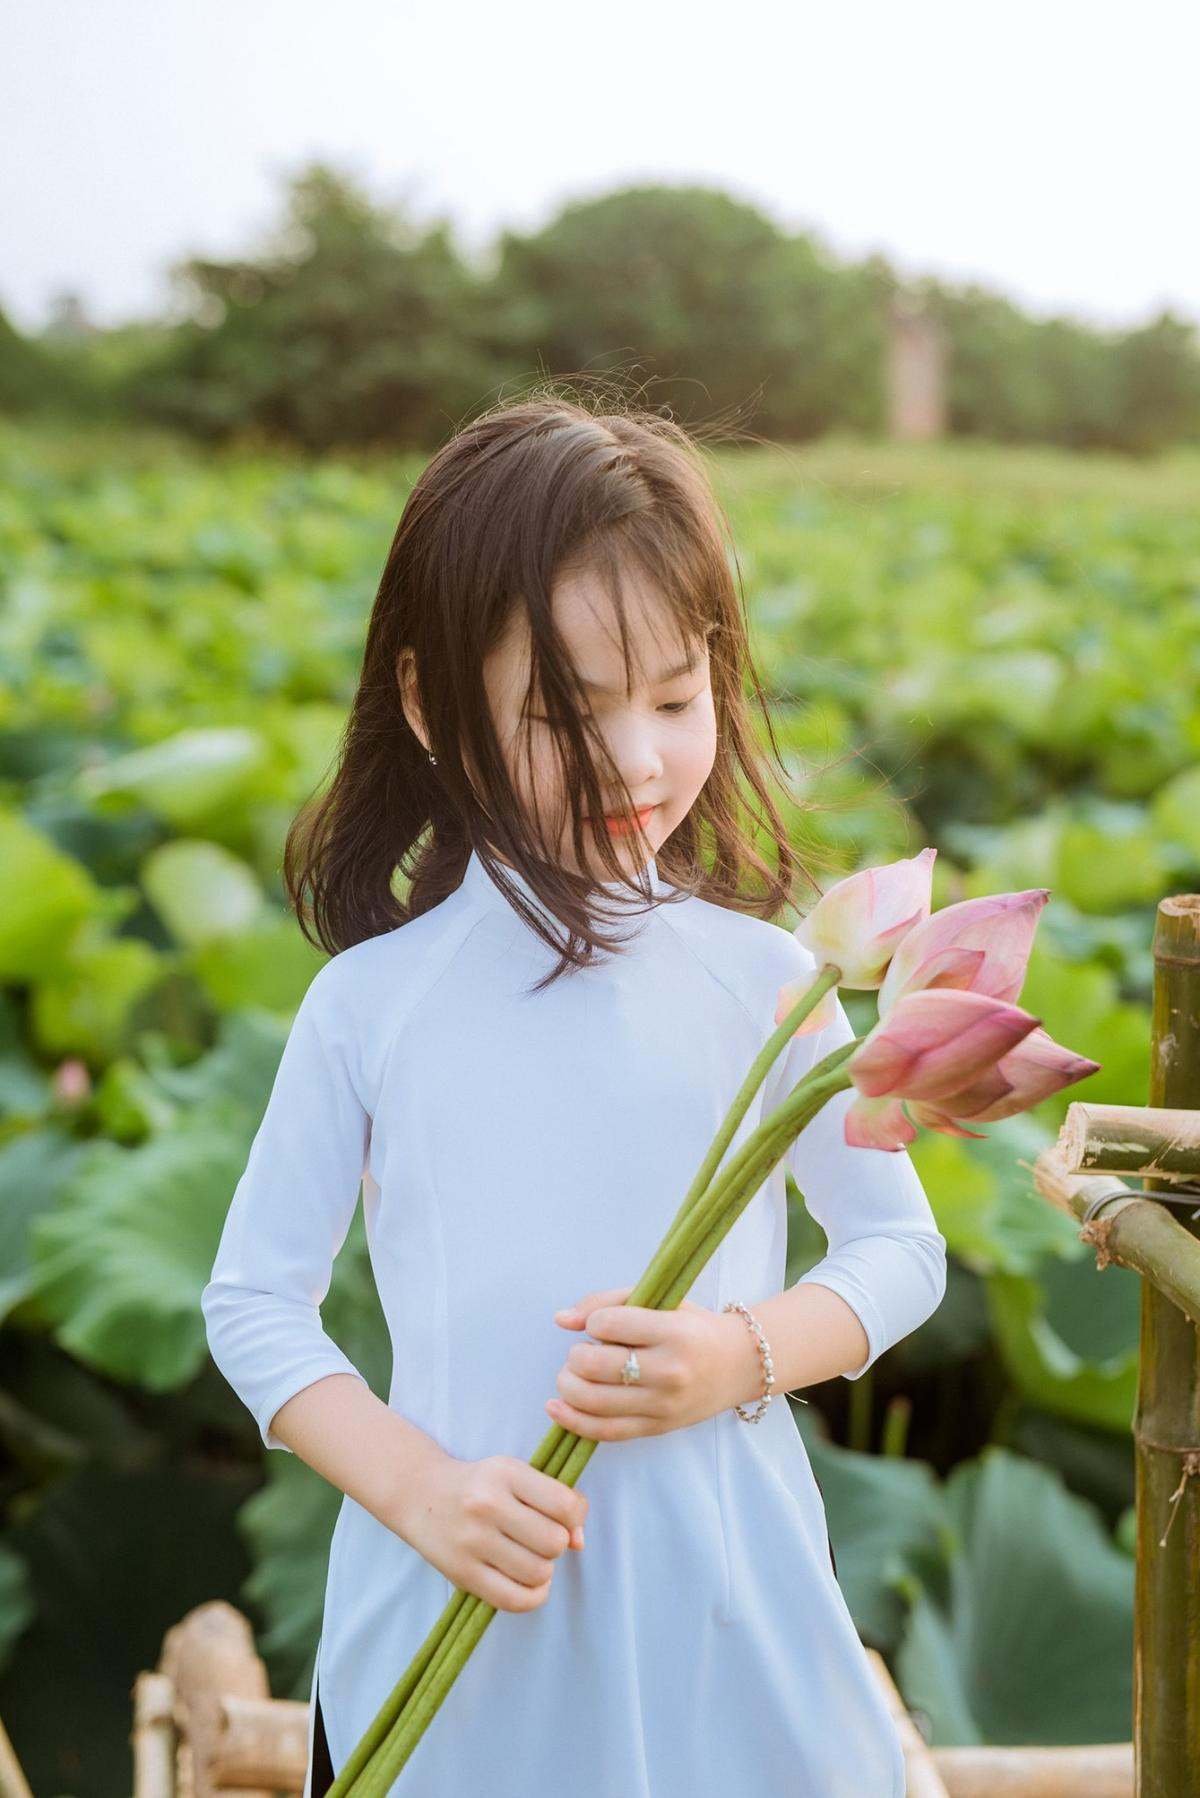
[542,1035,857,1482]
[634,1046,859,1315]
[650,1060,856,1312]
[551,1054,857,1498]
[335,971,851,1794]
[648,963,843,1253]
[537,1018,856,1491]
[528,1059,855,1546]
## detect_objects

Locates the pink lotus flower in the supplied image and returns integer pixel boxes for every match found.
[770,849,1098,1153]
[792,847,938,990]
[905,1026,1101,1140]
[843,988,1042,1150]
[52,1057,92,1106]
[877,888,1050,1016]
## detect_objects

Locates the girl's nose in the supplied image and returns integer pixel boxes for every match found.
[606,724,664,791]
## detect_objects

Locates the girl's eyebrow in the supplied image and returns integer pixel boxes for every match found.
[576,651,701,694]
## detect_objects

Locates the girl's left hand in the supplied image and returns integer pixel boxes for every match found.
[546,1285,753,1440]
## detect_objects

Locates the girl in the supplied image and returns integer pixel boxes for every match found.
[201,394,947,1797]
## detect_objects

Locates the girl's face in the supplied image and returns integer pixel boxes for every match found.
[483,565,718,881]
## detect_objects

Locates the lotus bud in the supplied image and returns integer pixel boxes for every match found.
[877,888,1050,1017]
[847,987,1042,1107]
[906,1026,1101,1137]
[793,848,937,989]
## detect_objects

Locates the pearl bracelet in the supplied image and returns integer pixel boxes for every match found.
[723,1299,808,1422]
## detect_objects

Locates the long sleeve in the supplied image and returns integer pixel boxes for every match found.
[765,967,948,1381]
[200,961,371,1450]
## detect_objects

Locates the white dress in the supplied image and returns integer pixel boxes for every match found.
[201,846,947,1797]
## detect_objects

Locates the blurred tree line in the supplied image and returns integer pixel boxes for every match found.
[5,161,1199,456]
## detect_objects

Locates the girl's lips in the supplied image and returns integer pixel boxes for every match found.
[590,805,657,835]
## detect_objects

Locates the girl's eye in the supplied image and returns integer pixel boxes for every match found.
[524,696,695,723]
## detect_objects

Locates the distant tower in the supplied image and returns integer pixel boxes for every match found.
[42,289,95,344]
[886,293,947,440]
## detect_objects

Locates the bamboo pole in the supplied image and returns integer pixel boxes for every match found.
[210,1695,310,1789]
[1058,1102,1200,1179]
[865,1647,953,1796]
[1134,894,1200,1796]
[0,1713,34,1798]
[868,1646,1135,1795]
[159,1601,274,1798]
[130,1673,177,1798]
[929,1742,1133,1795]
[1028,1149,1200,1330]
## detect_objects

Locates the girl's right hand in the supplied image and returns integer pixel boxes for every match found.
[403,1453,589,1613]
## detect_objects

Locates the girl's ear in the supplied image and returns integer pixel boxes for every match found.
[396,648,430,755]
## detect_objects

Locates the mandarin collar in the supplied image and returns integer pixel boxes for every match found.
[462,845,674,922]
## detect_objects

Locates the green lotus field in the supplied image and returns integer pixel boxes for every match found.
[1,419,1197,1791]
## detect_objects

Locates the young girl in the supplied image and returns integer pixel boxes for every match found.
[201,394,947,1797]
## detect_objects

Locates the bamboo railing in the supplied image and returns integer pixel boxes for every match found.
[126,1603,1139,1796]
[1030,893,1200,1797]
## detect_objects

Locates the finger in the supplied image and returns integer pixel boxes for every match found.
[554,1286,635,1329]
[553,1366,664,1418]
[581,1301,676,1347]
[510,1464,589,1535]
[545,1391,651,1441]
[485,1528,560,1588]
[502,1496,581,1562]
[567,1338,656,1386]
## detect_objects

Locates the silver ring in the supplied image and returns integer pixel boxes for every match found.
[620,1349,641,1385]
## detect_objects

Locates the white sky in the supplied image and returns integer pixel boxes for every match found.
[4,0,1197,335]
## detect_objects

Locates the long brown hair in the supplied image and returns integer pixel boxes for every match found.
[284,385,831,991]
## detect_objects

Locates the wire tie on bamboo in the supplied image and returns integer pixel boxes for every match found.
[1158,1449,1200,1549]
[1080,1179,1200,1226]
[1079,1189,1130,1226]
[1139,1178,1200,1222]
[1077,1186,1138,1266]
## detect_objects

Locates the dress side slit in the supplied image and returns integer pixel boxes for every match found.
[310,1670,335,1797]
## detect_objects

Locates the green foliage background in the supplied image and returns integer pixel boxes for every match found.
[8,162,1200,457]
[2,420,1197,1791]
